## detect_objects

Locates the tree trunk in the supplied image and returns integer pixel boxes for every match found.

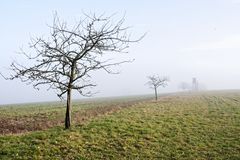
[65,88,72,129]
[154,87,158,101]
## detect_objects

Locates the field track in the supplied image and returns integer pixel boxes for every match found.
[0,96,151,134]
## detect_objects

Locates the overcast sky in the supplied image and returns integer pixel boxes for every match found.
[1,0,240,104]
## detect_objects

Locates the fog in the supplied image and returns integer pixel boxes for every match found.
[1,0,240,104]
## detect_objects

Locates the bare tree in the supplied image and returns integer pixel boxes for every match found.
[178,82,191,91]
[1,13,143,129]
[146,75,169,101]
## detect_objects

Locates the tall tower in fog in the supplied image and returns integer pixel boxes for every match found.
[192,78,198,91]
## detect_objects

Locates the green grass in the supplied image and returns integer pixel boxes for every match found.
[0,95,151,118]
[0,95,151,134]
[0,91,240,159]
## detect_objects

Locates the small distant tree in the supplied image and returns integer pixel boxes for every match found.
[146,75,169,101]
[1,13,144,129]
[178,82,190,91]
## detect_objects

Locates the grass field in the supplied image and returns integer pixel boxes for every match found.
[0,91,240,159]
[0,95,151,134]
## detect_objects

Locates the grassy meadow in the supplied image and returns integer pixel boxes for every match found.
[0,91,240,159]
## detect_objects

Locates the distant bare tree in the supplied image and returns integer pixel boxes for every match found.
[178,82,191,91]
[1,13,144,129]
[146,75,169,101]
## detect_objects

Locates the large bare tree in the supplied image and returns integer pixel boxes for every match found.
[146,75,169,101]
[2,13,143,129]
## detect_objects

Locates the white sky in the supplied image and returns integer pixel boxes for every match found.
[1,0,240,104]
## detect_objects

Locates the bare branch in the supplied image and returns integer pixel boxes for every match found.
[146,75,169,101]
[146,75,169,89]
[3,12,143,100]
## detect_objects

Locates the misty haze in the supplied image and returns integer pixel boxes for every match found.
[0,0,240,159]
